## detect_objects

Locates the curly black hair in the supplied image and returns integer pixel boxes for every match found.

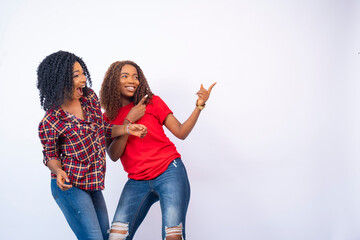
[36,50,92,111]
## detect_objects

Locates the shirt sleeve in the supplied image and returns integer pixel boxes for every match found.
[102,120,113,138]
[154,96,173,125]
[87,88,114,138]
[38,115,60,166]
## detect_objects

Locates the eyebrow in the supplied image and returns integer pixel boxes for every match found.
[73,70,80,74]
[121,72,138,76]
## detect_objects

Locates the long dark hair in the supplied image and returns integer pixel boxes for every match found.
[100,60,153,120]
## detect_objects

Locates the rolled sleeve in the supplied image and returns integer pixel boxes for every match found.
[38,118,60,166]
[103,121,113,138]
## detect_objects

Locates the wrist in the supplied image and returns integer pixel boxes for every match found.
[126,123,131,135]
[196,100,205,110]
[54,168,64,176]
[122,125,127,135]
[125,117,135,124]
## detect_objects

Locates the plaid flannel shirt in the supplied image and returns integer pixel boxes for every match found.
[38,88,112,190]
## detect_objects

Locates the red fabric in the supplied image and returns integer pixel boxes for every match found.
[38,88,112,190]
[104,95,181,180]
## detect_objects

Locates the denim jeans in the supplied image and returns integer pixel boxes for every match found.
[110,158,190,240]
[51,179,109,240]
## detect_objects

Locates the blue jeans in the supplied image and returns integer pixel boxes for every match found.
[110,158,190,240]
[51,179,109,240]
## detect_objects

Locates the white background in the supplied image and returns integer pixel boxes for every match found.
[0,0,359,239]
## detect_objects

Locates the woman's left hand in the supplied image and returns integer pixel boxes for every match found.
[196,82,216,106]
[128,124,147,138]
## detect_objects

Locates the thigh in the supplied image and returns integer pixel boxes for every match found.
[51,179,105,240]
[112,179,158,238]
[154,159,191,237]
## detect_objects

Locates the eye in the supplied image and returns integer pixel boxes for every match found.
[73,75,79,78]
[134,76,138,80]
[121,75,127,78]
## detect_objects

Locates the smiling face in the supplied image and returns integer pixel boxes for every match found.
[71,61,87,100]
[119,64,140,105]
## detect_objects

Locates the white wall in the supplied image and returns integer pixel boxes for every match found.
[0,0,359,239]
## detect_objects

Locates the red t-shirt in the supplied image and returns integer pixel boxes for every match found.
[103,95,181,180]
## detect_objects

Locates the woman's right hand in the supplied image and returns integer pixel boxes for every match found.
[55,169,73,191]
[47,159,73,191]
[126,95,148,122]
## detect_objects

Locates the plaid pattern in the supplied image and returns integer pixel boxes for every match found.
[38,88,112,190]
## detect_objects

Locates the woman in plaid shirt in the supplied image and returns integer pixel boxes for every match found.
[37,51,147,240]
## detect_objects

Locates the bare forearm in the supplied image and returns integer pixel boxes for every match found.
[165,82,215,140]
[166,107,202,140]
[107,120,130,160]
[106,136,128,161]
[47,159,63,175]
[47,159,72,189]
[179,107,202,139]
[106,120,147,160]
[110,125,127,138]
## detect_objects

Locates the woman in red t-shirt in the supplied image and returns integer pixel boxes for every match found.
[100,61,215,240]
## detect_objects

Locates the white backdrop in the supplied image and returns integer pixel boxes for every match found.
[0,0,359,239]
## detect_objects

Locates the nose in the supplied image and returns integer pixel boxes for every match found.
[80,74,86,83]
[127,77,135,83]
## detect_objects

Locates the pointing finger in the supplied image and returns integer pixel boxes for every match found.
[138,94,148,105]
[207,82,217,94]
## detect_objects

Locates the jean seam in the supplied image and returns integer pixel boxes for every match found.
[129,191,153,237]
[52,180,59,200]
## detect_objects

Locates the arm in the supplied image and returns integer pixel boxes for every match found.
[39,117,72,190]
[164,82,216,140]
[103,117,146,161]
[164,111,200,140]
[110,124,146,138]
[106,123,147,161]
[106,135,128,161]
[105,96,149,161]
[106,121,131,161]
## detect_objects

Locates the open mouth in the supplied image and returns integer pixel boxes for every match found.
[76,85,85,96]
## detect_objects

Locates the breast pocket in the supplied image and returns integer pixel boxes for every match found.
[62,124,95,161]
[65,124,88,138]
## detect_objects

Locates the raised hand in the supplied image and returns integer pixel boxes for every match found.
[126,95,148,122]
[196,82,216,106]
[128,124,147,138]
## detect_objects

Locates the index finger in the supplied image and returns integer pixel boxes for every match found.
[138,94,148,105]
[207,82,217,94]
